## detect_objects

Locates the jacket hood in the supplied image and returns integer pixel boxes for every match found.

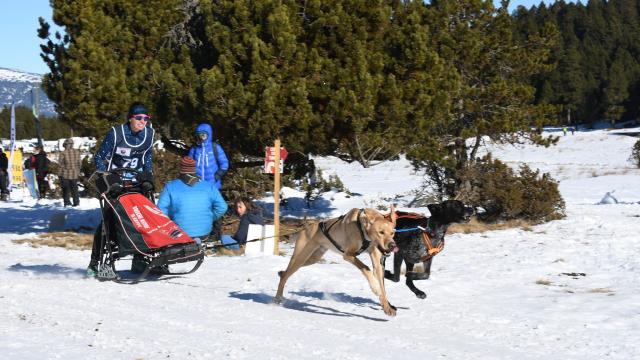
[195,123,213,141]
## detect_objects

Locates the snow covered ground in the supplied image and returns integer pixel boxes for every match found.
[1,128,639,359]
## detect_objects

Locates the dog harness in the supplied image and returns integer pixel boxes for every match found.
[387,211,445,260]
[420,225,444,259]
[319,209,371,256]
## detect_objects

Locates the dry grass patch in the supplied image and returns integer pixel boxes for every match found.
[215,247,244,256]
[224,217,309,244]
[12,232,93,250]
[535,279,552,286]
[588,287,614,294]
[448,218,535,234]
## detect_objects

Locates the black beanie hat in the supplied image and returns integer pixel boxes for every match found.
[127,102,149,118]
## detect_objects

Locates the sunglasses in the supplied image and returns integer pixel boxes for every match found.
[131,114,151,122]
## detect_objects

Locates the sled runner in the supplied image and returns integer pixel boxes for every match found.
[93,168,204,283]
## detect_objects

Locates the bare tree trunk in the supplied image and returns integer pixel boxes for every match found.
[452,137,470,199]
[469,135,482,164]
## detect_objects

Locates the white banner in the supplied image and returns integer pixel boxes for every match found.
[8,102,16,189]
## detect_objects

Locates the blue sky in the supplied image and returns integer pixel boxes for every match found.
[0,0,549,74]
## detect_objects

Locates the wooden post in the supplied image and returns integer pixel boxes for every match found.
[273,139,281,255]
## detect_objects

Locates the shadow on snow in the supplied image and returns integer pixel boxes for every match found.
[229,291,389,322]
[7,262,185,283]
[0,204,100,234]
[7,262,86,277]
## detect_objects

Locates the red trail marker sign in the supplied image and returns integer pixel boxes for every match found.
[264,146,288,174]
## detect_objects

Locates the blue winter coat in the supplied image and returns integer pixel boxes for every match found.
[157,176,228,238]
[187,123,229,189]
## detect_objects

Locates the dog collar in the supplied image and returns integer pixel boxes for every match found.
[355,209,372,255]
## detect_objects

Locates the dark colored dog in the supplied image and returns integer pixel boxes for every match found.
[384,200,473,299]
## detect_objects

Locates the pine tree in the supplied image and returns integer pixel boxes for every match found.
[0,106,70,140]
[518,0,640,125]
[300,0,407,167]
[195,0,448,167]
[407,0,559,198]
[190,1,321,159]
[39,0,197,138]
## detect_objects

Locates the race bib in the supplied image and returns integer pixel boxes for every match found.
[115,147,132,156]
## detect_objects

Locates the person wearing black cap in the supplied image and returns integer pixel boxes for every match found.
[31,145,50,199]
[94,102,155,176]
[88,102,156,277]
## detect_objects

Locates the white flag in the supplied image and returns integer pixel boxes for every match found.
[8,102,16,189]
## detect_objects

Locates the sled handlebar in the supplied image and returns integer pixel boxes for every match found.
[90,168,155,198]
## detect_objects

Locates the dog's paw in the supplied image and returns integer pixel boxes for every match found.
[272,296,284,305]
[384,303,397,317]
[415,291,427,299]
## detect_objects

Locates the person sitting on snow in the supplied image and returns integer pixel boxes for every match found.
[221,196,264,250]
[157,156,227,246]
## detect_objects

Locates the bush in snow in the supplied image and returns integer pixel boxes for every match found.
[79,154,97,198]
[296,169,349,204]
[152,148,181,192]
[461,155,565,223]
[224,163,273,201]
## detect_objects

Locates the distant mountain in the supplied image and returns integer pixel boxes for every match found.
[0,67,56,116]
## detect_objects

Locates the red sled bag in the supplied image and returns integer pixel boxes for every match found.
[109,193,194,256]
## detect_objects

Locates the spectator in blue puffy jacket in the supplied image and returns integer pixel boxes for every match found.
[157,156,228,242]
[188,123,229,190]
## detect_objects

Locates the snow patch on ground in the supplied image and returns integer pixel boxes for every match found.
[1,127,639,359]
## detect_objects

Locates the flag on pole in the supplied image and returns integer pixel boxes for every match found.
[31,88,43,148]
[8,102,17,189]
[31,89,39,118]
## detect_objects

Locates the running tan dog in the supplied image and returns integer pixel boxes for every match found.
[274,207,399,316]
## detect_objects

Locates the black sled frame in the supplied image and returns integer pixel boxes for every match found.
[92,168,204,284]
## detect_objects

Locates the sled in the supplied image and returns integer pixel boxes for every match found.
[93,169,204,283]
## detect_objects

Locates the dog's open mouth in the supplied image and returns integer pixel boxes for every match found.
[462,206,475,222]
[379,244,400,256]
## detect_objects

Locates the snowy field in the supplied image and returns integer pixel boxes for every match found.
[1,128,639,359]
